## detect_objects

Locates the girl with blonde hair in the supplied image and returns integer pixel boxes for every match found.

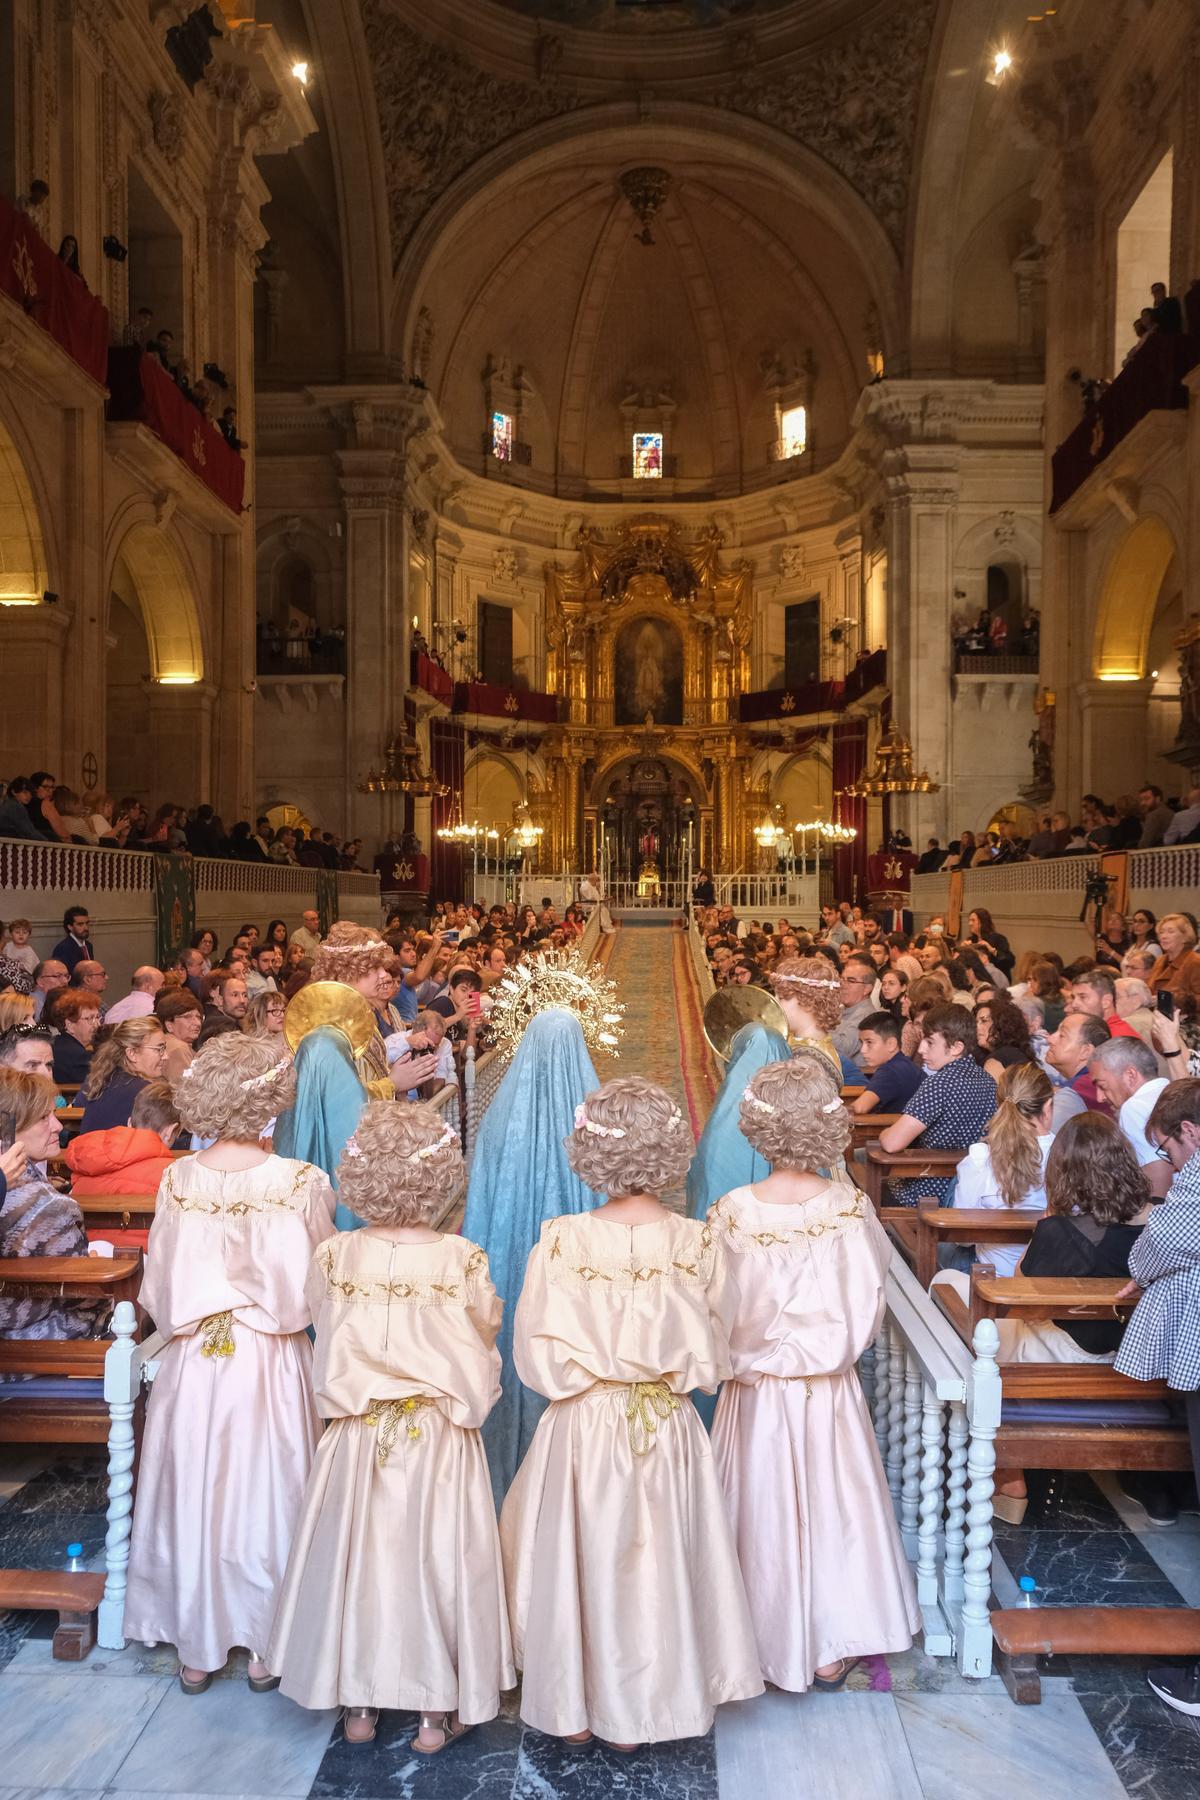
[768,955,843,1077]
[122,1034,335,1695]
[708,1054,919,1693]
[500,1076,763,1748]
[947,1062,1055,1276]
[267,1101,513,1753]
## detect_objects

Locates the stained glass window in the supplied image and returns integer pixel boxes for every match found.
[632,431,663,479]
[492,411,513,461]
[779,404,807,460]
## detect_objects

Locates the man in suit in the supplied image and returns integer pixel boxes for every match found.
[51,907,93,974]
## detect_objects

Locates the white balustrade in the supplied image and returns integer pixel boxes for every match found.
[872,1321,891,1460]
[900,1349,923,1554]
[886,1332,905,1500]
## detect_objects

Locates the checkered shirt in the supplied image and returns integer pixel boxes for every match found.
[1115,1150,1200,1390]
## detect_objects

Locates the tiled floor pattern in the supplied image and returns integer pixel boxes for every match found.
[4,928,1200,1796]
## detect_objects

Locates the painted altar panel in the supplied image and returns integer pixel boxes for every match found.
[615,613,683,725]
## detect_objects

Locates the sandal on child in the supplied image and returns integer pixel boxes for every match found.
[178,1667,213,1696]
[247,1657,280,1693]
[811,1658,860,1693]
[342,1707,379,1745]
[411,1712,474,1756]
[993,1493,1028,1525]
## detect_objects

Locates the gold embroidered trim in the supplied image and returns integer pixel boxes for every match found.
[363,1395,436,1464]
[545,1221,715,1291]
[163,1161,316,1218]
[199,1311,235,1358]
[597,1379,680,1456]
[709,1192,865,1248]
[318,1242,488,1306]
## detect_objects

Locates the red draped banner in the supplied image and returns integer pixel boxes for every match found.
[106,347,245,513]
[0,196,108,384]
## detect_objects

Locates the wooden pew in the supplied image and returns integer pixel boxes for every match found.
[861,1146,966,1212]
[878,1205,1044,1290]
[0,1255,147,1658]
[74,1193,159,1231]
[932,1269,1191,1702]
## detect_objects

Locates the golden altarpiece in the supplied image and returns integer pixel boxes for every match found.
[536,516,765,877]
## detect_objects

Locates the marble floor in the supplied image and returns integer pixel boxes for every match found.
[4,927,1200,1796]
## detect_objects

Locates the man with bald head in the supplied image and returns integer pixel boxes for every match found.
[71,960,108,999]
[106,965,165,1025]
[31,959,68,1020]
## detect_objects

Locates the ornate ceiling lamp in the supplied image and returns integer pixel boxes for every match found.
[618,167,671,245]
[357,735,449,798]
[841,727,939,799]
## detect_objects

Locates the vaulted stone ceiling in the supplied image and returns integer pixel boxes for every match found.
[484,0,822,29]
[362,0,938,264]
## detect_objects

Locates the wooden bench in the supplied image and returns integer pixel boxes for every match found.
[74,1193,158,1231]
[879,1206,1044,1290]
[861,1146,966,1212]
[0,1570,107,1660]
[0,1257,148,1659]
[932,1270,1191,1701]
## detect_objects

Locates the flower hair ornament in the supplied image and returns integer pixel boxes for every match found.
[774,970,842,991]
[343,1135,363,1159]
[239,1054,293,1091]
[742,1088,776,1115]
[319,937,385,957]
[407,1122,458,1163]
[574,1101,626,1140]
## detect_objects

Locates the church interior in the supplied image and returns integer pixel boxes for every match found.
[2,0,1200,1795]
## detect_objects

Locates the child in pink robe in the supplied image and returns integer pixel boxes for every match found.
[709,1052,920,1691]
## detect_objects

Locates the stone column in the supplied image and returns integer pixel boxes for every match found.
[835,527,864,676]
[146,680,218,804]
[0,607,70,774]
[338,446,407,848]
[57,400,108,795]
[884,472,959,845]
[1076,677,1154,799]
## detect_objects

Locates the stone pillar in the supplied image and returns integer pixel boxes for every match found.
[146,680,217,804]
[884,474,959,845]
[1036,145,1102,808]
[338,447,407,849]
[835,528,864,678]
[1076,677,1154,800]
[57,401,108,795]
[0,607,70,775]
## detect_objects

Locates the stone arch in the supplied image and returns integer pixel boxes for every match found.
[588,746,707,810]
[393,102,903,383]
[1093,514,1180,680]
[256,516,341,633]
[0,404,52,604]
[107,520,205,683]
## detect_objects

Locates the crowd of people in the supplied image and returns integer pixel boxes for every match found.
[3,875,1200,1728]
[911,783,1200,874]
[0,777,363,868]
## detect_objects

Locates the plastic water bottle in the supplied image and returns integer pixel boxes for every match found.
[63,1543,84,1573]
[1018,1575,1038,1608]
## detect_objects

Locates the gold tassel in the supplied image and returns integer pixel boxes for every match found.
[200,1312,235,1358]
[623,1381,679,1457]
[364,1396,436,1466]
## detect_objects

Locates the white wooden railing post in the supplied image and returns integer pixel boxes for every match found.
[872,1322,891,1462]
[960,1317,1001,1679]
[98,1301,140,1650]
[463,1046,477,1166]
[917,1385,944,1608]
[858,1340,876,1408]
[886,1330,905,1501]
[900,1347,922,1554]
[943,1397,968,1609]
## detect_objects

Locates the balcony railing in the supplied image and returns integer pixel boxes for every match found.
[1050,295,1200,513]
[952,652,1039,676]
[738,647,887,723]
[256,633,345,676]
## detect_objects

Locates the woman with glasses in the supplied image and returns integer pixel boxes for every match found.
[243,991,287,1039]
[25,771,70,842]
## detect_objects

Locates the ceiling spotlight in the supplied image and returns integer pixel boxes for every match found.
[291,61,308,84]
[988,47,1014,84]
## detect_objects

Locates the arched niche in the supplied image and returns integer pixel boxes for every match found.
[613,613,684,726]
[464,749,529,830]
[110,523,205,683]
[1093,514,1179,681]
[0,414,49,603]
[255,518,341,634]
[0,406,57,773]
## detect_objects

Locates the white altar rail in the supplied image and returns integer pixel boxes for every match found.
[0,836,382,990]
[911,843,1200,961]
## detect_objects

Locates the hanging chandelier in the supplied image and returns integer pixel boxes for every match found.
[357,735,449,797]
[794,818,858,844]
[512,799,544,849]
[840,727,939,799]
[618,167,672,246]
[753,803,787,849]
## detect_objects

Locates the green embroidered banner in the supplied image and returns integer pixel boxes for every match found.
[316,869,339,936]
[154,853,196,966]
